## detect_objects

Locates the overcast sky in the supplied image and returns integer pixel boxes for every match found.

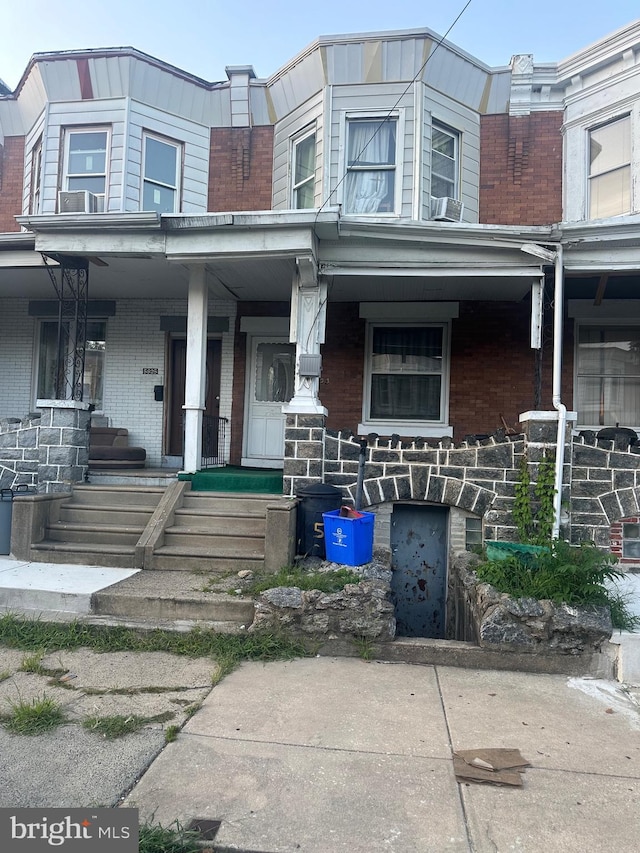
[1,0,638,90]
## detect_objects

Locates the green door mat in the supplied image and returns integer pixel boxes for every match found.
[179,466,283,493]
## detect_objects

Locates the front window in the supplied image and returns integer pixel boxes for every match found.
[142,133,181,213]
[575,325,640,427]
[292,131,316,209]
[345,118,397,214]
[37,320,106,410]
[63,129,108,209]
[366,325,446,423]
[589,116,631,219]
[431,123,459,199]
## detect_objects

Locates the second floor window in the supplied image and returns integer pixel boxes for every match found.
[63,129,109,207]
[431,123,459,199]
[142,134,181,213]
[589,115,631,219]
[30,137,43,214]
[292,131,316,209]
[345,117,397,215]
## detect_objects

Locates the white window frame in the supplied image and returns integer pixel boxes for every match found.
[587,113,631,220]
[30,136,43,214]
[290,126,316,209]
[359,320,452,437]
[573,318,640,431]
[61,126,110,210]
[339,111,403,216]
[141,131,182,214]
[431,121,460,200]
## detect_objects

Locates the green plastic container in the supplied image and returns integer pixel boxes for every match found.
[485,540,550,565]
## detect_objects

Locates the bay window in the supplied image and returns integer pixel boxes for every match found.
[431,122,459,199]
[344,117,397,214]
[589,115,631,220]
[575,324,640,427]
[62,128,109,209]
[142,133,181,213]
[292,130,316,209]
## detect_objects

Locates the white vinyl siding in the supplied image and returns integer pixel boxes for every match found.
[272,92,324,210]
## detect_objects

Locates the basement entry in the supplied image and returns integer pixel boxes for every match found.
[390,504,449,638]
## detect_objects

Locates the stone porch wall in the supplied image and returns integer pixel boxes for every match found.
[0,402,90,495]
[284,412,640,550]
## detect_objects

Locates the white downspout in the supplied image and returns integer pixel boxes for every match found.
[551,244,565,539]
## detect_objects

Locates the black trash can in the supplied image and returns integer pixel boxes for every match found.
[0,489,14,555]
[295,483,343,558]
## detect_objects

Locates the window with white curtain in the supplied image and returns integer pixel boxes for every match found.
[365,325,447,423]
[575,324,640,427]
[292,130,316,209]
[589,115,631,220]
[344,118,397,214]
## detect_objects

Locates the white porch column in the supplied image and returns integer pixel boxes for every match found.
[283,257,328,416]
[182,264,208,473]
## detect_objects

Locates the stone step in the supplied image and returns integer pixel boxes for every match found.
[45,523,144,546]
[162,528,264,551]
[91,570,255,626]
[150,547,264,573]
[30,542,138,569]
[58,506,156,526]
[68,485,165,507]
[182,492,279,515]
[172,511,266,536]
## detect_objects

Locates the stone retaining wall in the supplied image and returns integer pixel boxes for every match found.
[448,551,613,655]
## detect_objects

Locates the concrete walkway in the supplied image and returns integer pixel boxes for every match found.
[120,656,640,853]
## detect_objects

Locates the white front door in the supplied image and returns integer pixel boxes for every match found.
[243,336,295,468]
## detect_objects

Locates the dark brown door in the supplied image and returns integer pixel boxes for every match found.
[168,338,221,456]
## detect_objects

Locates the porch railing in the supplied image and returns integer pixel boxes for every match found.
[201,415,227,468]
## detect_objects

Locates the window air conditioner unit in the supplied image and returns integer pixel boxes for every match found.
[58,190,99,213]
[430,196,464,222]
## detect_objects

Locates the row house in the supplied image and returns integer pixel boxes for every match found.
[2,20,640,577]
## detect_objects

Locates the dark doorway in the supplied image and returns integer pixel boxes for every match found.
[168,338,221,457]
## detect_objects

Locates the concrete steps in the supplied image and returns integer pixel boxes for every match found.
[148,491,274,573]
[31,485,165,569]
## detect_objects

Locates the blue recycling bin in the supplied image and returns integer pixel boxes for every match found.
[322,509,375,566]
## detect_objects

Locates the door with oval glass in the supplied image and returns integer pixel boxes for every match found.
[243,336,295,467]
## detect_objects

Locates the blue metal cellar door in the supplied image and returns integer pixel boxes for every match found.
[390,504,449,638]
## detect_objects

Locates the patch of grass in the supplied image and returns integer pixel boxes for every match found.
[164,724,180,743]
[240,565,362,597]
[19,650,45,673]
[0,615,309,662]
[139,822,203,853]
[353,634,375,661]
[0,670,11,683]
[474,540,639,631]
[2,694,65,735]
[83,710,175,739]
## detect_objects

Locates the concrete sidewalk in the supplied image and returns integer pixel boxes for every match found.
[123,656,640,853]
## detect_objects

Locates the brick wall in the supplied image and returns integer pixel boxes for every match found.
[316,300,561,443]
[208,127,274,212]
[480,113,563,226]
[0,136,25,231]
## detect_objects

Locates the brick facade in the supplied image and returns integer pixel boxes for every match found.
[0,136,25,232]
[479,113,563,226]
[208,127,274,212]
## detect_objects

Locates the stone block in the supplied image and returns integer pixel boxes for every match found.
[402,450,438,464]
[396,476,411,500]
[371,449,400,463]
[426,476,445,503]
[296,441,323,460]
[339,441,362,461]
[380,478,396,501]
[476,444,513,468]
[410,466,429,500]
[0,433,17,448]
[17,429,37,448]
